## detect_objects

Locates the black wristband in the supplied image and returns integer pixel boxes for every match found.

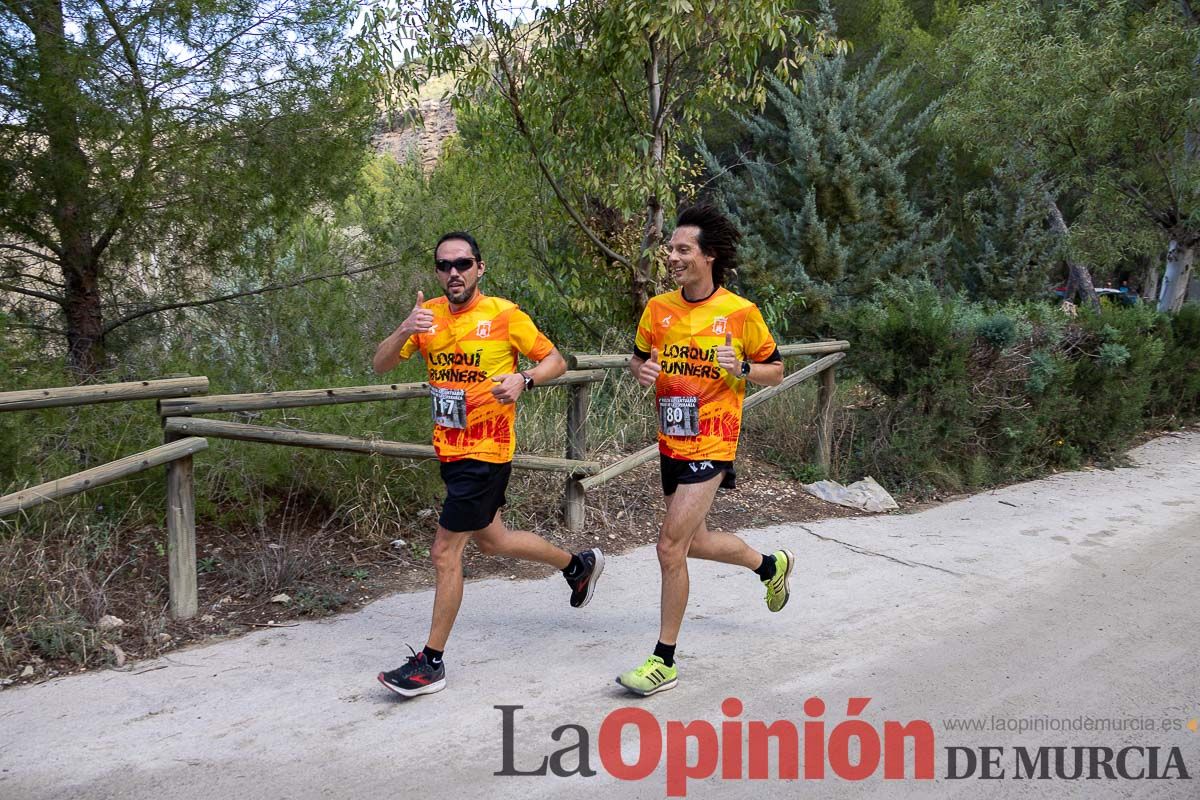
[521,371,535,391]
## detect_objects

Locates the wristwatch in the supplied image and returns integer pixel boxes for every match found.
[521,371,535,391]
[739,360,751,378]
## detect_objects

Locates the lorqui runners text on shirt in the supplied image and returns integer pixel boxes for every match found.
[428,350,488,382]
[660,343,723,379]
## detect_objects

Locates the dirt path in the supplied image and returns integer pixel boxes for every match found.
[2,432,1198,799]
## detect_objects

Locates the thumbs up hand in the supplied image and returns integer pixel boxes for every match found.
[716,331,741,375]
[637,346,662,387]
[401,290,435,337]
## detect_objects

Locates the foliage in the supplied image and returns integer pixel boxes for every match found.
[924,156,1062,301]
[1150,305,1200,418]
[0,0,377,374]
[827,278,1194,495]
[359,0,838,312]
[349,133,629,347]
[834,0,970,86]
[938,0,1200,272]
[707,53,945,332]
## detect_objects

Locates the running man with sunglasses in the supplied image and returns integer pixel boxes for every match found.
[372,231,603,698]
[617,206,794,696]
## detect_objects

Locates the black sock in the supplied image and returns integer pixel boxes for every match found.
[422,645,443,666]
[653,641,676,668]
[754,553,777,581]
[562,553,584,579]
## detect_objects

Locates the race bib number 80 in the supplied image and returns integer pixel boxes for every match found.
[430,386,467,429]
[658,395,700,437]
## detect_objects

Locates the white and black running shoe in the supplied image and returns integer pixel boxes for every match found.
[378,646,446,698]
[566,548,604,608]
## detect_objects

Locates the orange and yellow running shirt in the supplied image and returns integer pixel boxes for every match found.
[634,287,779,461]
[399,292,554,463]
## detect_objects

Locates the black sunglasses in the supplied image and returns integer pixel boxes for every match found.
[435,257,477,273]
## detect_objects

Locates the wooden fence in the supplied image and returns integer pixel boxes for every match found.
[559,342,847,528]
[0,339,847,619]
[0,378,209,620]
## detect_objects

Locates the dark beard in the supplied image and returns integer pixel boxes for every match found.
[445,280,478,305]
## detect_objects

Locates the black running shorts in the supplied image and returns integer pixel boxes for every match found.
[659,454,737,497]
[438,458,512,532]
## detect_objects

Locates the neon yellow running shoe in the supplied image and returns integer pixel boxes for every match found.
[763,549,795,612]
[615,655,678,696]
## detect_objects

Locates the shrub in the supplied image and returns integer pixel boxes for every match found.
[827,279,1197,495]
[1150,304,1200,420]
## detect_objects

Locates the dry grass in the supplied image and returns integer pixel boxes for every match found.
[0,512,169,675]
[0,359,849,684]
[514,365,656,456]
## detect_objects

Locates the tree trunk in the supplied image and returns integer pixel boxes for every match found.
[1066,259,1101,313]
[1143,262,1161,304]
[1065,261,1099,314]
[1044,192,1101,313]
[62,257,105,376]
[31,0,103,378]
[1175,4,1199,309]
[633,34,665,316]
[635,200,662,314]
[1063,264,1078,302]
[1158,237,1196,313]
[1182,2,1200,158]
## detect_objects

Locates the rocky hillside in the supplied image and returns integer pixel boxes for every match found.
[373,98,457,171]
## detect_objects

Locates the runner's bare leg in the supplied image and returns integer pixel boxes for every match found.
[681,495,762,569]
[427,525,470,650]
[427,512,572,650]
[657,475,723,645]
[472,510,572,569]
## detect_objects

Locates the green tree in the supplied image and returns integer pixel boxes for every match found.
[346,139,619,347]
[705,54,944,331]
[926,156,1060,302]
[360,0,839,315]
[834,0,968,73]
[939,0,1200,311]
[0,0,375,377]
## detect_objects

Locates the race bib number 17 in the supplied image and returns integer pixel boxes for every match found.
[658,395,700,437]
[430,386,467,429]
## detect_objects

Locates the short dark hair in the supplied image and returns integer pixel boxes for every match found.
[675,205,740,286]
[435,231,482,261]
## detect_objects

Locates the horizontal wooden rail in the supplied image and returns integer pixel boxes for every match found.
[163,417,600,476]
[568,353,633,370]
[742,352,845,412]
[0,437,208,516]
[0,377,209,413]
[776,340,850,357]
[158,370,605,416]
[578,352,845,491]
[568,340,849,370]
[577,442,658,491]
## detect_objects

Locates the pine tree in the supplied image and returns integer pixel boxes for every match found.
[705,52,945,329]
[926,152,1061,302]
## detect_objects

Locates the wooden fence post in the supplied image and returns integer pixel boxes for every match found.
[563,382,590,531]
[163,416,198,620]
[814,363,837,475]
